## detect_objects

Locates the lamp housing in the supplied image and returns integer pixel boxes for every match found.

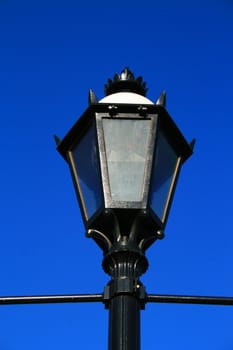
[57,97,192,250]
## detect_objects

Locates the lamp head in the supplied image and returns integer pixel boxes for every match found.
[56,68,194,254]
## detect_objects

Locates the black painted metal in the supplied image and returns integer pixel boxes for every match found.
[56,103,193,236]
[147,294,233,306]
[1,293,233,307]
[0,294,103,305]
[108,295,140,350]
[101,225,148,350]
[104,67,148,97]
[56,87,193,349]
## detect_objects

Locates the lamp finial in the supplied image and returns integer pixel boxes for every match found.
[104,67,148,96]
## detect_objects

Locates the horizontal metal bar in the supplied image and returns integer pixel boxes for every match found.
[1,293,233,307]
[146,294,233,306]
[0,294,104,305]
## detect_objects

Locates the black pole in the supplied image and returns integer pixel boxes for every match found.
[108,294,141,350]
[102,241,148,350]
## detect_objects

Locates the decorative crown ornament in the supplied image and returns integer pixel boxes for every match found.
[104,67,148,97]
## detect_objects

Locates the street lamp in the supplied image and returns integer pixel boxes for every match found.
[56,68,193,240]
[56,67,194,350]
[1,67,233,350]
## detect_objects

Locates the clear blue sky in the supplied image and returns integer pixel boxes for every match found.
[0,0,233,349]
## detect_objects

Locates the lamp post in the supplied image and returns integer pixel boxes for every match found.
[1,67,233,350]
[56,67,193,350]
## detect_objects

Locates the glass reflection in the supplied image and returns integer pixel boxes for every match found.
[72,125,102,219]
[103,118,150,202]
[150,131,178,221]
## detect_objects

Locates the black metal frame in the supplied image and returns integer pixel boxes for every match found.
[148,128,183,227]
[160,156,182,225]
[67,119,104,223]
[57,103,192,165]
[57,103,193,237]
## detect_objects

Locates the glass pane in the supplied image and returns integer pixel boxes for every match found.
[103,118,151,202]
[150,131,178,221]
[72,125,102,219]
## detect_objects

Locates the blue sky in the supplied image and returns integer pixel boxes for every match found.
[0,0,233,349]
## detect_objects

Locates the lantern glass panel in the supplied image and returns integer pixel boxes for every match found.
[150,131,178,221]
[71,125,102,219]
[103,118,151,202]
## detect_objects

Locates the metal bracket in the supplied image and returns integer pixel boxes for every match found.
[1,293,233,306]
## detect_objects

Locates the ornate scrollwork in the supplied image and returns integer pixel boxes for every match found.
[86,210,163,280]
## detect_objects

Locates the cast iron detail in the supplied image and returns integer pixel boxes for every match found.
[155,90,166,107]
[102,241,148,278]
[88,89,98,105]
[86,210,162,255]
[101,233,148,309]
[86,210,159,309]
[104,67,148,97]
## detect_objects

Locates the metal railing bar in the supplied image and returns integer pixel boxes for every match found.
[146,294,233,306]
[0,294,104,305]
[1,293,233,306]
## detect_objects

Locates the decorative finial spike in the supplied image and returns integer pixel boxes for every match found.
[104,67,148,96]
[88,89,98,105]
[189,138,196,151]
[155,90,166,107]
[54,135,61,147]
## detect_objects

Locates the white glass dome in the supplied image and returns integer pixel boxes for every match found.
[99,92,153,105]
